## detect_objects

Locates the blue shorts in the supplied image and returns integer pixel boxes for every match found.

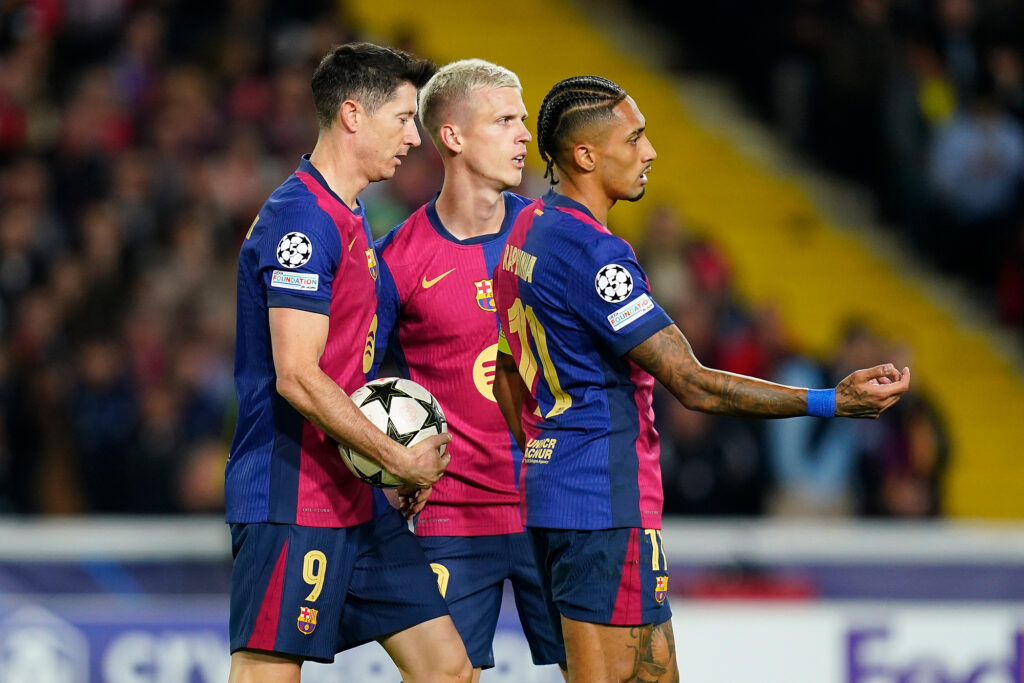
[229,508,448,663]
[529,527,671,627]
[419,532,565,669]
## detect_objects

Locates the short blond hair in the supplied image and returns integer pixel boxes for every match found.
[418,59,522,145]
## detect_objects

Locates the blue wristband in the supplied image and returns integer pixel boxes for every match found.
[807,388,836,418]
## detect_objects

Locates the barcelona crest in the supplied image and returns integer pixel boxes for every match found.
[365,248,378,280]
[475,279,495,312]
[297,606,318,634]
[655,576,668,604]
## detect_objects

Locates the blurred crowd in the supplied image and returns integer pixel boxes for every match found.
[0,0,948,517]
[636,0,1024,337]
[638,209,948,517]
[0,0,350,513]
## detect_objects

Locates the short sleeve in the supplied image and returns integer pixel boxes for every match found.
[259,206,341,316]
[567,233,672,356]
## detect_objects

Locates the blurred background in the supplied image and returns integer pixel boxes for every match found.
[0,0,1022,680]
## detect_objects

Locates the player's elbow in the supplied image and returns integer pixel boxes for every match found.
[674,367,715,412]
[275,374,300,404]
[679,390,712,412]
[274,365,309,407]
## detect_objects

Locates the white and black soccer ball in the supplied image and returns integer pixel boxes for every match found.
[595,264,634,303]
[339,378,447,488]
[276,232,313,268]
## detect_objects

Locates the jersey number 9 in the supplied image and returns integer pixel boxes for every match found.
[303,550,327,602]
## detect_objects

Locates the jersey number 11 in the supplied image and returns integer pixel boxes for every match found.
[506,298,572,418]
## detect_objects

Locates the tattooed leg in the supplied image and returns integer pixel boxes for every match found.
[627,619,679,683]
[561,616,679,683]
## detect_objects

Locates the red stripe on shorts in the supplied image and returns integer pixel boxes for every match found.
[610,528,642,625]
[246,538,289,650]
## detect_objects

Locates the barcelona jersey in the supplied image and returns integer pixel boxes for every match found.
[492,189,673,530]
[374,193,533,536]
[226,155,380,528]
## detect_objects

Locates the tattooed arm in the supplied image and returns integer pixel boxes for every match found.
[628,325,910,418]
[494,350,528,451]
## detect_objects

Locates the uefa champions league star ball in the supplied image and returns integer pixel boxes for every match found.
[276,232,313,268]
[338,378,448,488]
[595,264,633,303]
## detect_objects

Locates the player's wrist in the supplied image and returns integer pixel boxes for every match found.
[807,388,836,418]
[375,438,406,475]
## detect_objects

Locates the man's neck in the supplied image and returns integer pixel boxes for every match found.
[554,174,614,225]
[308,134,367,208]
[434,170,507,240]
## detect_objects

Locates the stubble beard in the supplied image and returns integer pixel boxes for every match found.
[628,187,646,203]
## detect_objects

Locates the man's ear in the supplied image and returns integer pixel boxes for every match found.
[572,143,596,173]
[439,123,462,155]
[337,99,361,132]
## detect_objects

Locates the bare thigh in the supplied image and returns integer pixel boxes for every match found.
[228,650,302,683]
[378,614,473,683]
[561,616,678,683]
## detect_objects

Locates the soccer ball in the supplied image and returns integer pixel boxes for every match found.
[339,378,447,488]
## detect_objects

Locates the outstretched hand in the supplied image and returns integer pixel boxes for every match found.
[835,363,910,418]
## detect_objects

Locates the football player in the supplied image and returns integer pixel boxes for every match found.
[373,59,567,681]
[225,43,470,683]
[492,75,910,682]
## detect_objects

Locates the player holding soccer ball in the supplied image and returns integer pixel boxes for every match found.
[224,43,471,683]
[372,60,567,681]
[492,76,911,682]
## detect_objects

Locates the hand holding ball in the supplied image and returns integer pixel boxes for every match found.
[339,378,448,488]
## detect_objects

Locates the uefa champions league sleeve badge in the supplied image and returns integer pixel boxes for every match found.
[595,264,633,303]
[276,232,313,268]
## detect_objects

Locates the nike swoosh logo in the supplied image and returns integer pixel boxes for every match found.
[348,235,358,251]
[421,268,456,289]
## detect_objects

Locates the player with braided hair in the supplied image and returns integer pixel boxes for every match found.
[492,76,911,682]
[534,76,626,185]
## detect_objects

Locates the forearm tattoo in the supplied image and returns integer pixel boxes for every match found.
[629,326,805,418]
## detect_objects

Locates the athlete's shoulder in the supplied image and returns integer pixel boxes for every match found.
[518,196,597,255]
[536,193,631,256]
[580,225,637,260]
[533,211,637,290]
[375,203,431,259]
[523,196,597,249]
[258,175,341,245]
[504,191,536,216]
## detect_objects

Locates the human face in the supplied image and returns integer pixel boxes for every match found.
[360,82,422,182]
[458,86,531,190]
[595,96,656,202]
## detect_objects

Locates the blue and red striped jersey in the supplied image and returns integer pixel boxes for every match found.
[492,189,673,530]
[373,192,533,536]
[226,155,380,528]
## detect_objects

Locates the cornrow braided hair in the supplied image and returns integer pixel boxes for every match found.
[536,76,627,185]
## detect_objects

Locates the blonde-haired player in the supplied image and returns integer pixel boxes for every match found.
[372,59,567,681]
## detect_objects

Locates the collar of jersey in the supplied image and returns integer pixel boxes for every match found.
[425,192,517,245]
[541,188,599,223]
[297,154,363,216]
